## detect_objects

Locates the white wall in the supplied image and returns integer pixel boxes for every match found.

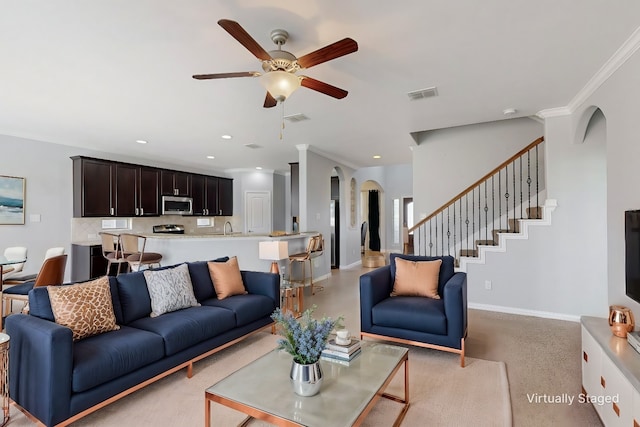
[579,47,640,316]
[413,118,544,219]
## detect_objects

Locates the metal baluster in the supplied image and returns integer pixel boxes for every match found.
[505,163,510,232]
[527,150,531,218]
[484,180,488,243]
[447,206,451,256]
[465,194,469,254]
[512,160,516,226]
[499,170,502,232]
[434,216,438,256]
[536,143,540,218]
[519,156,523,219]
[441,212,444,256]
[453,202,457,259]
[492,175,495,245]
[472,188,475,254]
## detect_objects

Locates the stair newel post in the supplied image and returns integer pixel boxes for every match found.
[484,180,488,243]
[527,150,531,217]
[472,188,475,254]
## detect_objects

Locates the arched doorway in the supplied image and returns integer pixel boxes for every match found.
[360,180,385,267]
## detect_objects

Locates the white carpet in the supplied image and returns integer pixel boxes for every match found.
[8,332,511,426]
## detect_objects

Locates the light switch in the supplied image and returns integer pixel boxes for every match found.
[29,214,41,223]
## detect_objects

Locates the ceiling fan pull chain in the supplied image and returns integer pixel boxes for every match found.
[280,101,285,141]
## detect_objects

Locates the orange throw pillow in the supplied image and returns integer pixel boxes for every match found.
[391,258,442,299]
[207,256,247,299]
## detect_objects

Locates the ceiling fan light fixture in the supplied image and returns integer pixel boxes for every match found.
[259,71,301,102]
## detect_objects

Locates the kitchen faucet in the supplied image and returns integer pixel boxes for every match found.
[223,221,233,235]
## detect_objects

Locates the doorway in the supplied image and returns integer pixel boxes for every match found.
[330,175,340,269]
[245,191,271,234]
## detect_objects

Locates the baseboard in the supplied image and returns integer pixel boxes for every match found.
[341,260,363,269]
[468,302,580,322]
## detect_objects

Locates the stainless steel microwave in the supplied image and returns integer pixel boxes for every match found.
[161,196,193,215]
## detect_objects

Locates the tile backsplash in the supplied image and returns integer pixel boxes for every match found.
[71,215,241,242]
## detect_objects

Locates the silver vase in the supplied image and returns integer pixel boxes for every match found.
[290,360,323,397]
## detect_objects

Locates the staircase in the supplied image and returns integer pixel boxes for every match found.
[408,137,551,270]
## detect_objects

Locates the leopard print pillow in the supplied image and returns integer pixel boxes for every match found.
[48,276,120,341]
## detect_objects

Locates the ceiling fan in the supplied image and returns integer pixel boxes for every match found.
[193,19,358,108]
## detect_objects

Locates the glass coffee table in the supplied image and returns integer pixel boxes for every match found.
[204,341,409,426]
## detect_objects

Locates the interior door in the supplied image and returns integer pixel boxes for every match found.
[245,191,271,234]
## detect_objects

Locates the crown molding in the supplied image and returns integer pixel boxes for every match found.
[568,25,640,112]
[536,25,640,119]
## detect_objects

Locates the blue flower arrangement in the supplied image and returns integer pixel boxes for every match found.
[271,305,342,365]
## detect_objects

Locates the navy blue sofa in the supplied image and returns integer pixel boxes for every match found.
[359,254,467,366]
[5,260,279,427]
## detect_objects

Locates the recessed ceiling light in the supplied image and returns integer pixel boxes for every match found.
[135,140,148,144]
[373,155,382,159]
[206,155,215,159]
[221,134,233,140]
[503,108,517,116]
[256,166,263,170]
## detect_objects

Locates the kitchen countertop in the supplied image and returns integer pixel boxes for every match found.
[72,232,317,246]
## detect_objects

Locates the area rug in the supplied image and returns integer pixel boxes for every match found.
[7,332,511,426]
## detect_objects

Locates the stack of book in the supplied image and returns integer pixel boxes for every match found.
[321,338,362,365]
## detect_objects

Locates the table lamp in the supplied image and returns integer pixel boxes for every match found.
[259,241,289,274]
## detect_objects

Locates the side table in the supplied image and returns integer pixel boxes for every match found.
[281,280,304,317]
[0,333,9,427]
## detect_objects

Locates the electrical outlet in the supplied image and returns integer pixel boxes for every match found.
[484,280,492,290]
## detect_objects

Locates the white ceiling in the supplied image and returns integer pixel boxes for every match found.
[2,1,640,174]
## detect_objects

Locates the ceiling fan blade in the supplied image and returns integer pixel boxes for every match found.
[218,19,272,61]
[300,76,348,99]
[296,38,358,69]
[192,72,259,80]
[263,92,277,108]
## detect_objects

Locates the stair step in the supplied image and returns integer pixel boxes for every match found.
[476,239,497,246]
[459,249,478,257]
[526,206,543,219]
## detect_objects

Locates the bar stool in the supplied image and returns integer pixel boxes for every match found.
[288,235,324,295]
[120,233,162,272]
[98,232,128,275]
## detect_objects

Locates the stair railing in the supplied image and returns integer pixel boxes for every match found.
[408,136,545,261]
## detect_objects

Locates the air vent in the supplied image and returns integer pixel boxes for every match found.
[283,113,310,123]
[407,86,438,101]
[244,143,262,149]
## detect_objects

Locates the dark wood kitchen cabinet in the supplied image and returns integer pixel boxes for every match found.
[73,157,114,217]
[137,167,160,216]
[72,156,231,217]
[73,157,160,217]
[218,177,233,216]
[191,176,233,216]
[191,175,222,216]
[161,170,190,196]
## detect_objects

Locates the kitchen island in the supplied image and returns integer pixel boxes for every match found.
[143,232,316,274]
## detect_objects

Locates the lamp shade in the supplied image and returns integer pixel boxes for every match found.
[259,241,289,261]
[259,71,301,102]
[259,241,289,275]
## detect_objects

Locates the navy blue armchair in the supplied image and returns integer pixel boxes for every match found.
[359,254,468,367]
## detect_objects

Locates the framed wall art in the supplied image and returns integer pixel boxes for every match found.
[0,175,25,225]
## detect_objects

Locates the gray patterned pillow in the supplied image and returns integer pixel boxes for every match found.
[143,263,200,317]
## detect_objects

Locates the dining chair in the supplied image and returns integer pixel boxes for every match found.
[4,246,66,285]
[1,247,27,282]
[119,233,162,272]
[288,235,324,295]
[98,232,129,275]
[1,254,68,328]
